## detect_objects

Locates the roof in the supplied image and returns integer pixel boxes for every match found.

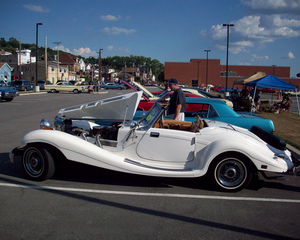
[0,62,13,71]
[59,52,79,64]
[234,72,266,85]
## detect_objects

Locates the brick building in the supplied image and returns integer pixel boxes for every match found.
[165,59,299,89]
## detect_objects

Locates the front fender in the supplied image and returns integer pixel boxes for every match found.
[21,129,126,171]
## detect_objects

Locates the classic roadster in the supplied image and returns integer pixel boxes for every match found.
[10,91,298,191]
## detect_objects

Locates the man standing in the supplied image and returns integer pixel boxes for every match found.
[167,78,186,121]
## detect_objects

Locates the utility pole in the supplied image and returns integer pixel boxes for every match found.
[53,41,61,82]
[35,23,43,91]
[223,23,234,98]
[19,38,21,80]
[98,49,103,82]
[45,36,48,83]
[204,49,211,91]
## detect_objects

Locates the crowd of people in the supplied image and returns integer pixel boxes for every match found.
[229,87,292,113]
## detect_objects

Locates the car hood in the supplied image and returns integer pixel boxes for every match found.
[0,86,18,92]
[58,91,143,121]
[133,81,155,99]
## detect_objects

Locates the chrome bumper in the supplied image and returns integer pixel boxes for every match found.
[9,147,25,163]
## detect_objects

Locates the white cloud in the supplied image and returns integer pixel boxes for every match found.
[273,15,300,27]
[53,45,71,53]
[107,45,130,53]
[101,27,137,35]
[72,47,97,58]
[288,52,295,59]
[107,45,115,51]
[23,4,49,13]
[234,16,265,39]
[251,54,269,60]
[201,12,300,54]
[242,0,300,14]
[101,15,121,21]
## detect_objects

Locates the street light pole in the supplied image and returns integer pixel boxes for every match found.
[223,23,234,97]
[35,23,43,91]
[99,49,103,82]
[204,49,211,91]
[53,42,61,82]
[272,65,276,76]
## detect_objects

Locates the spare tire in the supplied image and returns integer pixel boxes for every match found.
[250,126,286,150]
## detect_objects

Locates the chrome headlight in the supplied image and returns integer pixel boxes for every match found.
[54,115,66,130]
[40,119,52,129]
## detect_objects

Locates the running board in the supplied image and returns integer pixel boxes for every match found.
[124,158,192,172]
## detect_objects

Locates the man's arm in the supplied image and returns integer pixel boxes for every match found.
[174,104,182,120]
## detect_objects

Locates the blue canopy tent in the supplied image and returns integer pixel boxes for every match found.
[245,74,299,115]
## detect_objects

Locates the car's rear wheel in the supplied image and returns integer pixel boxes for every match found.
[73,89,79,94]
[50,89,56,93]
[22,145,55,181]
[209,153,253,192]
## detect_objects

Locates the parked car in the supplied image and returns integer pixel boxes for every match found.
[184,97,275,133]
[11,80,34,91]
[37,80,52,90]
[137,90,202,111]
[219,87,241,93]
[0,81,19,102]
[179,88,233,108]
[10,91,297,192]
[182,87,222,99]
[210,86,224,92]
[44,82,86,94]
[100,82,125,90]
[134,96,275,133]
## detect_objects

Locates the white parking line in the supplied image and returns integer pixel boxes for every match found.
[1,183,300,203]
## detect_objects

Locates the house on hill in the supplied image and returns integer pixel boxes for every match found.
[59,52,81,81]
[0,63,13,83]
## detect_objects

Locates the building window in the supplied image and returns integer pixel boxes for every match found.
[192,80,198,87]
[221,71,237,76]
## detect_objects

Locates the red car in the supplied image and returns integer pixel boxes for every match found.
[137,91,202,111]
[210,86,224,92]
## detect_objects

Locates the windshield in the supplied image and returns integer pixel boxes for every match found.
[139,103,164,128]
[0,81,9,87]
[156,90,170,101]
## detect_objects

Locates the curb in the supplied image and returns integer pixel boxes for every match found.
[287,144,300,158]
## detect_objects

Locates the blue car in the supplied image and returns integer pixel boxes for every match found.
[218,87,241,93]
[0,81,19,102]
[134,97,275,133]
[100,83,125,90]
[184,97,274,133]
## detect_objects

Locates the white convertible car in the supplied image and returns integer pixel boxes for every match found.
[10,91,298,192]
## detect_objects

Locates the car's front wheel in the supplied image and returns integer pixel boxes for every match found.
[209,153,253,192]
[22,145,55,181]
[73,89,79,94]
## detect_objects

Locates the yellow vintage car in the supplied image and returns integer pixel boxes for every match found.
[45,82,86,94]
[181,87,234,108]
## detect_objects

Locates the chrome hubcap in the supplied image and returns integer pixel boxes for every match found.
[216,159,246,188]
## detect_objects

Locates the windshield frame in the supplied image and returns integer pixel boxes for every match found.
[138,102,164,130]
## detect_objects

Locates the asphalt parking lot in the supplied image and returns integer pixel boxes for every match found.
[1,90,300,240]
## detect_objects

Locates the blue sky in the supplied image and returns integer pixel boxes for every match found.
[1,0,300,77]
